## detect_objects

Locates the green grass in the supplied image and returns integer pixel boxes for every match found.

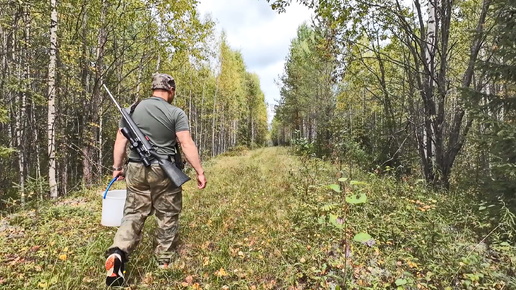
[0,147,514,289]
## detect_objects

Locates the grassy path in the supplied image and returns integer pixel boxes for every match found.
[0,147,514,289]
[0,147,309,289]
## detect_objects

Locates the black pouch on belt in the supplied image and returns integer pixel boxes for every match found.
[173,144,185,170]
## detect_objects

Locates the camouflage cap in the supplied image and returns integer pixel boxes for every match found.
[151,73,175,91]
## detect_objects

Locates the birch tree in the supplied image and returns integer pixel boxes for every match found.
[48,0,58,198]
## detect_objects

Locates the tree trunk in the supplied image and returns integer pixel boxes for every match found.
[48,0,58,198]
[199,82,205,155]
[13,8,26,204]
[212,81,218,157]
[82,0,107,187]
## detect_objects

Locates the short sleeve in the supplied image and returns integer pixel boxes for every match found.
[175,109,189,132]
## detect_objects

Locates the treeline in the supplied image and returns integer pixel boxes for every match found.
[270,0,516,200]
[0,0,268,209]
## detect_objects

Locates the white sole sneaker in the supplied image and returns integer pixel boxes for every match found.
[105,253,125,286]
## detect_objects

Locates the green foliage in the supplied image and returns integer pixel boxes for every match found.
[274,23,337,155]
[283,148,515,288]
[0,106,13,158]
[11,176,50,207]
[290,132,315,157]
[269,0,506,189]
[0,146,15,158]
[461,0,516,203]
[353,232,372,243]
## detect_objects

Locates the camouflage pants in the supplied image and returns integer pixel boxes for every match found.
[108,162,182,263]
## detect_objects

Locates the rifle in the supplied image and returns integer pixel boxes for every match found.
[103,84,191,187]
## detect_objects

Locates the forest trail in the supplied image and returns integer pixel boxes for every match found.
[0,147,514,289]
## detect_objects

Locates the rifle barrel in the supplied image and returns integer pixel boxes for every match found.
[103,84,124,112]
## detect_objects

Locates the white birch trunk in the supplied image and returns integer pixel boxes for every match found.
[48,0,58,198]
[424,0,438,162]
[13,31,24,202]
[31,100,43,199]
[16,9,30,204]
[212,82,218,157]
[199,82,205,155]
[99,107,103,176]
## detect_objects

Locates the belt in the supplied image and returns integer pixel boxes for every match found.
[127,158,159,164]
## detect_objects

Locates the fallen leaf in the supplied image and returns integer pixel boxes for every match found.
[214,267,228,277]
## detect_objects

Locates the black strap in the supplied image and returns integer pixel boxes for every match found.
[129,99,141,115]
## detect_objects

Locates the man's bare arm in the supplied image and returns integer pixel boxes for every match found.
[112,129,128,178]
[176,130,206,189]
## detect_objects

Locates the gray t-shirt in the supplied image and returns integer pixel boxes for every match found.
[120,97,189,160]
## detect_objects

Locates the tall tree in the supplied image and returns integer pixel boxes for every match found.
[48,0,58,198]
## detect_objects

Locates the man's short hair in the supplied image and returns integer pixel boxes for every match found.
[151,73,175,91]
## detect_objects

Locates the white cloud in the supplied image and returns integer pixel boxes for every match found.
[197,0,312,111]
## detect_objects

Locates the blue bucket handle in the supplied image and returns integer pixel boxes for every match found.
[103,176,119,199]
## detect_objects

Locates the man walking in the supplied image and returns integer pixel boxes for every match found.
[105,73,207,286]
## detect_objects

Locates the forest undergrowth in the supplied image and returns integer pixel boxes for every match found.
[0,147,514,289]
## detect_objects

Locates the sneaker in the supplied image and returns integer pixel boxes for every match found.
[158,262,169,269]
[157,260,170,269]
[105,252,125,286]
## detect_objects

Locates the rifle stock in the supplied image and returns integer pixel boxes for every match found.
[104,84,191,187]
[149,152,191,186]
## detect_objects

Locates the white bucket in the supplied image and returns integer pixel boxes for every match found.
[101,189,127,227]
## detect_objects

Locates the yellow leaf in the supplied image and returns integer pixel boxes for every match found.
[407,261,418,268]
[58,254,67,261]
[214,267,228,277]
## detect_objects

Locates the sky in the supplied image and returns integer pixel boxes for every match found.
[196,0,313,120]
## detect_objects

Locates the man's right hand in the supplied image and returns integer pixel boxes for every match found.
[113,170,125,181]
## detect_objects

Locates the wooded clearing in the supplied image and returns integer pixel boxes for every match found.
[1,0,516,288]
